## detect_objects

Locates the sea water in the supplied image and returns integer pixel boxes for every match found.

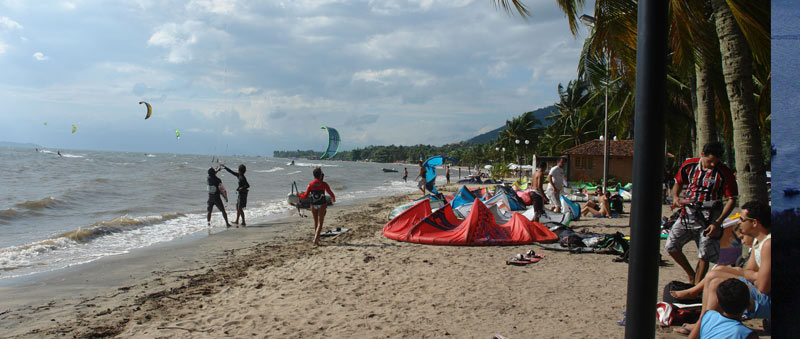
[0,148,419,281]
[772,30,800,213]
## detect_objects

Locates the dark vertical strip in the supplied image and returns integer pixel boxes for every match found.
[625,0,667,338]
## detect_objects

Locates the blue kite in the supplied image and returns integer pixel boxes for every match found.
[422,155,456,195]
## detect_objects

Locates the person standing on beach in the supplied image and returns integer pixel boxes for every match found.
[529,161,550,222]
[665,141,737,285]
[402,168,408,182]
[298,167,336,246]
[207,167,231,228]
[445,165,451,184]
[545,157,566,213]
[222,163,250,227]
[414,161,427,195]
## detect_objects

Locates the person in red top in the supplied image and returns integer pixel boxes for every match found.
[299,167,336,246]
[665,141,738,285]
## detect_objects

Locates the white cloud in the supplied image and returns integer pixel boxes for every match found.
[0,16,23,31]
[186,0,236,15]
[352,68,436,87]
[0,40,8,54]
[147,21,203,63]
[32,52,48,61]
[358,30,440,59]
[62,2,76,10]
[488,60,509,78]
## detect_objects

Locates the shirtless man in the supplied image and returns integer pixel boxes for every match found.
[528,161,550,222]
[414,161,427,195]
[581,190,613,218]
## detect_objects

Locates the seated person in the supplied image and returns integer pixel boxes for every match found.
[675,201,770,337]
[581,190,612,218]
[685,278,757,338]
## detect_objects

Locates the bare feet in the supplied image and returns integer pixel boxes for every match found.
[226,224,232,228]
[672,326,690,335]
[672,323,695,335]
[241,223,246,227]
[670,289,698,300]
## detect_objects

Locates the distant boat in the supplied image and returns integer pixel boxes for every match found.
[785,188,800,196]
[382,168,398,173]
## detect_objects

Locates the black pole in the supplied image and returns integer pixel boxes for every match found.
[625,0,667,338]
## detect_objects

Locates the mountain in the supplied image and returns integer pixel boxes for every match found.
[465,105,557,144]
[0,141,41,148]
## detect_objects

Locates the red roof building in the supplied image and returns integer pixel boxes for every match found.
[561,139,634,185]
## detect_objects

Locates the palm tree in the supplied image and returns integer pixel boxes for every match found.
[493,0,770,203]
[708,0,769,203]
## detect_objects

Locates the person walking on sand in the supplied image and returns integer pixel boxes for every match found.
[402,167,408,182]
[222,163,250,227]
[545,157,566,212]
[206,167,231,228]
[665,141,737,285]
[529,161,550,222]
[298,167,336,246]
[414,161,427,195]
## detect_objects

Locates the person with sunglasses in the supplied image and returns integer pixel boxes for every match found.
[669,201,770,337]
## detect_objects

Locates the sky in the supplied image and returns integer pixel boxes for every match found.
[0,0,590,156]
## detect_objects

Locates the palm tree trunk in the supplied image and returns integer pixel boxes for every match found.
[711,0,768,204]
[695,62,716,155]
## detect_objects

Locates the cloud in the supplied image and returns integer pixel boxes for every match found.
[147,21,203,63]
[343,114,379,131]
[352,68,436,87]
[488,60,510,78]
[357,30,440,59]
[186,0,236,14]
[0,41,8,54]
[32,52,48,61]
[0,16,23,31]
[61,2,76,10]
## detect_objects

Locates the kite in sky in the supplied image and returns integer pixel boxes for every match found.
[139,101,152,119]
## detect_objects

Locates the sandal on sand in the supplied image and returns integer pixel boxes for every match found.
[524,249,545,260]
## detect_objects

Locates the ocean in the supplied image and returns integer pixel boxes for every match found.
[772,31,800,213]
[0,147,418,282]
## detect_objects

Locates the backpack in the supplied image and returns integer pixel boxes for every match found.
[656,301,702,327]
[610,194,624,214]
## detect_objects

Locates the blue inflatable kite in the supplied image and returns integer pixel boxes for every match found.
[422,155,456,195]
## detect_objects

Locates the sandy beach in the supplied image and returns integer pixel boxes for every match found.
[0,183,769,338]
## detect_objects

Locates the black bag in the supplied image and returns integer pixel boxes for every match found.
[610,194,624,214]
[662,280,702,304]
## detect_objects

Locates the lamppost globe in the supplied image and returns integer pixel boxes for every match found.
[525,140,529,145]
[515,139,520,145]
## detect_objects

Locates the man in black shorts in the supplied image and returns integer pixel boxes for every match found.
[206,167,231,228]
[222,163,250,227]
[529,161,550,222]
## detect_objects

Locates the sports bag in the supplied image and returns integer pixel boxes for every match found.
[656,301,702,327]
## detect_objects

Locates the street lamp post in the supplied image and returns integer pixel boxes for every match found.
[515,139,521,179]
[525,139,530,174]
[580,14,609,193]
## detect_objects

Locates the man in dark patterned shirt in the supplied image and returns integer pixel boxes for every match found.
[665,141,738,285]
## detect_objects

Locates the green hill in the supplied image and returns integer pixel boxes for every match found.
[465,105,557,144]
